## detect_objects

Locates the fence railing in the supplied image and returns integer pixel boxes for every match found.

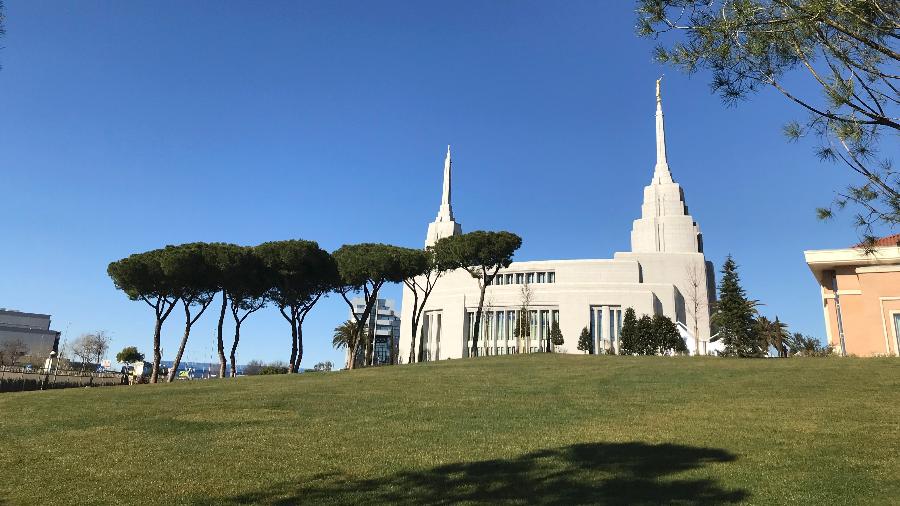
[0,365,121,378]
[0,366,124,393]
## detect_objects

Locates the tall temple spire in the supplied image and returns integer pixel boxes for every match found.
[629,80,702,254]
[425,145,463,247]
[438,145,454,221]
[653,77,674,185]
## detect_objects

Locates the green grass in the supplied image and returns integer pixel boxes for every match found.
[1,355,898,505]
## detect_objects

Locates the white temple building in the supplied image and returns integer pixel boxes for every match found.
[399,82,717,360]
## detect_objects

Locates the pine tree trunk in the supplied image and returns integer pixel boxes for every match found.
[151,317,162,384]
[229,321,241,378]
[408,319,417,365]
[288,314,298,374]
[167,304,193,383]
[216,291,228,378]
[472,282,487,357]
[408,308,420,365]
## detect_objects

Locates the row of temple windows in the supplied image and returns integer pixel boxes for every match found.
[472,346,548,356]
[466,309,560,341]
[490,271,556,286]
[466,309,560,357]
[461,306,627,355]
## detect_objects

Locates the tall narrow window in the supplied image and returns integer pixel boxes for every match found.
[506,274,514,284]
[596,309,603,354]
[537,272,546,283]
[435,313,442,361]
[540,310,550,351]
[609,307,622,353]
[547,272,555,283]
[893,313,900,356]
[529,310,538,351]
[526,273,535,284]
[609,309,615,346]
[515,273,524,284]
[589,308,595,354]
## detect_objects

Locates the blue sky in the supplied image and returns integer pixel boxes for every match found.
[0,1,880,367]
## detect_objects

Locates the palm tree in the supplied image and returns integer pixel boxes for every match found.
[757,316,790,357]
[333,320,363,369]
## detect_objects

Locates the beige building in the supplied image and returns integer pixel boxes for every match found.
[400,83,716,360]
[804,234,900,357]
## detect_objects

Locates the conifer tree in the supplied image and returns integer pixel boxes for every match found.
[651,314,687,355]
[577,327,593,354]
[635,315,654,355]
[712,255,762,357]
[550,321,564,350]
[619,307,638,355]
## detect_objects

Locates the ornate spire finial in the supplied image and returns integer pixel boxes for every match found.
[656,75,663,103]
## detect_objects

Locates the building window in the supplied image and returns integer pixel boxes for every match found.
[494,275,503,285]
[515,273,524,284]
[540,310,550,351]
[893,313,900,356]
[435,313,442,361]
[537,272,546,283]
[610,307,622,351]
[547,272,555,283]
[526,273,535,284]
[505,274,514,284]
[529,310,538,349]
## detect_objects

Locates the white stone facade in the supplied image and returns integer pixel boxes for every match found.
[400,83,716,361]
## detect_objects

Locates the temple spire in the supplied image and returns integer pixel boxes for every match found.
[425,145,463,247]
[438,145,454,221]
[653,77,674,184]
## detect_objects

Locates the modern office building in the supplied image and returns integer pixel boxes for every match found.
[0,309,62,363]
[400,82,716,360]
[804,234,900,357]
[349,298,401,365]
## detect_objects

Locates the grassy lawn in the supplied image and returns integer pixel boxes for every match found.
[1,355,898,505]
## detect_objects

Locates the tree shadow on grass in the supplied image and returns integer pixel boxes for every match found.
[204,442,748,505]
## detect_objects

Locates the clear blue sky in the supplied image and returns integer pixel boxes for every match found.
[0,1,879,367]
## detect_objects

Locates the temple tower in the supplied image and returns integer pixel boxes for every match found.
[630,78,704,254]
[425,146,463,247]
